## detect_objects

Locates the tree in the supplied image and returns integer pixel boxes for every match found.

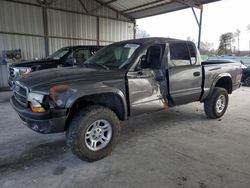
[218,32,234,55]
[234,29,240,54]
[136,28,150,39]
[199,41,214,55]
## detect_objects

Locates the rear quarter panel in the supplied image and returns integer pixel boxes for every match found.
[201,62,241,101]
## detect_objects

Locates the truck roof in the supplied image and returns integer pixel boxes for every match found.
[62,45,104,49]
[116,37,187,45]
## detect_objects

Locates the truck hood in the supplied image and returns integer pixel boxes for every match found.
[18,67,125,90]
[10,58,58,68]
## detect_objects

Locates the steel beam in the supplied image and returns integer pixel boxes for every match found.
[42,6,49,56]
[191,7,200,26]
[89,0,117,13]
[97,16,100,45]
[122,0,165,13]
[197,6,203,49]
[0,0,132,23]
[94,0,132,20]
[0,31,115,43]
[191,5,203,49]
[133,20,136,39]
[78,0,88,13]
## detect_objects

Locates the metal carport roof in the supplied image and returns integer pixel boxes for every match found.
[94,0,221,48]
[94,0,221,20]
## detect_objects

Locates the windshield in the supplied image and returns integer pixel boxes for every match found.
[84,43,140,70]
[47,47,71,60]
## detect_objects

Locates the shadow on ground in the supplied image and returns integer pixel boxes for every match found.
[0,107,208,176]
[0,139,67,175]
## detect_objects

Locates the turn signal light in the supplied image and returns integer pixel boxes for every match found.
[30,105,46,113]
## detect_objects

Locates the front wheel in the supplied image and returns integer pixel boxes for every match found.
[204,87,229,119]
[66,105,120,162]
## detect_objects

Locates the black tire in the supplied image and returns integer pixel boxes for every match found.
[204,87,229,119]
[66,105,120,162]
[243,76,250,86]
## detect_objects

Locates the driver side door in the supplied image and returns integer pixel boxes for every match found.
[127,45,167,116]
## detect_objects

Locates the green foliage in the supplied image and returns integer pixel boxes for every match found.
[218,32,234,55]
[200,55,208,61]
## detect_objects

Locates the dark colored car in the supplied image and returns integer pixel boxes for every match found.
[10,38,241,162]
[8,45,103,87]
[241,61,250,86]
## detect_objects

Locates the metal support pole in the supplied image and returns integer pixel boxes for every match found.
[191,7,199,26]
[197,6,203,50]
[191,6,203,49]
[133,20,136,39]
[42,6,49,56]
[96,16,100,45]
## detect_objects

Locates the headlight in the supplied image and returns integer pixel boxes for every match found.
[19,67,32,75]
[28,92,45,112]
[49,85,76,107]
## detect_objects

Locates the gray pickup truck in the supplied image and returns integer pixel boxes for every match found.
[10,38,241,161]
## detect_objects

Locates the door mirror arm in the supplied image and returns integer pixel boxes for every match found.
[136,55,147,71]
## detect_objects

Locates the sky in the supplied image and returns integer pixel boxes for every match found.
[136,0,250,51]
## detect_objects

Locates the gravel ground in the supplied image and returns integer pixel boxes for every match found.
[0,87,250,188]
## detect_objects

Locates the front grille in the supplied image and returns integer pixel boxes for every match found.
[9,67,16,78]
[13,82,28,107]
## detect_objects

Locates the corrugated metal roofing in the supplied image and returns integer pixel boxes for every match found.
[0,0,134,59]
[99,18,134,42]
[0,1,43,35]
[99,0,221,19]
[0,0,221,60]
[47,9,97,40]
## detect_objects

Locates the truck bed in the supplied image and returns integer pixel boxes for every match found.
[201,60,241,101]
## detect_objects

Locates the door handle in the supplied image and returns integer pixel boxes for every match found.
[193,72,200,77]
[136,71,151,78]
[137,71,143,76]
[128,72,149,78]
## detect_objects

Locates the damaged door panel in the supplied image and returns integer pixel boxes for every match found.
[127,44,168,116]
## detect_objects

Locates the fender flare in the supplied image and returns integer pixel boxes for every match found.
[65,88,128,120]
[209,73,232,96]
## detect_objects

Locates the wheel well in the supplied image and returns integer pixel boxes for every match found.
[65,93,126,131]
[215,77,232,94]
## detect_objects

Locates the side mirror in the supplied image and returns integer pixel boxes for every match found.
[137,55,147,70]
[191,57,196,65]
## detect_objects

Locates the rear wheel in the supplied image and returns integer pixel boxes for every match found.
[243,76,250,86]
[204,87,228,119]
[66,105,120,162]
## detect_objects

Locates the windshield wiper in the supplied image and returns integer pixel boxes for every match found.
[84,63,110,70]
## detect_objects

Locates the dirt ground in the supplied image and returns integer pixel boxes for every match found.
[0,87,250,188]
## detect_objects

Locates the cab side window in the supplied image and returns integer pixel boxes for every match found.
[187,42,197,65]
[140,45,163,69]
[169,42,191,66]
[74,49,91,64]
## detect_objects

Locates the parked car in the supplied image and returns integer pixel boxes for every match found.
[10,38,241,162]
[8,45,103,87]
[240,61,250,86]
